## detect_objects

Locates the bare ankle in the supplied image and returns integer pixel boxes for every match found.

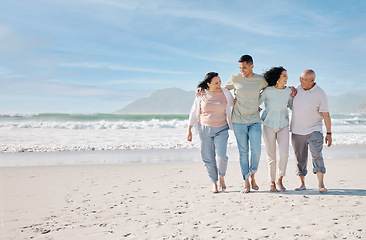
[212,182,219,193]
[219,177,226,191]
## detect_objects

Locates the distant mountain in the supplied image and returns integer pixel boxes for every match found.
[328,93,366,114]
[115,88,366,114]
[115,88,195,114]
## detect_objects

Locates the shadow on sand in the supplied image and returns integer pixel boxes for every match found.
[262,188,366,196]
[208,189,366,196]
[206,188,366,197]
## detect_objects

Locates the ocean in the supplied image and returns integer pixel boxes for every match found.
[1,113,365,153]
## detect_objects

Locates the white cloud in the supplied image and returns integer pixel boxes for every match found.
[0,66,23,79]
[88,0,283,36]
[0,78,125,98]
[83,0,139,10]
[105,78,169,85]
[61,62,191,75]
[0,25,42,56]
[1,0,365,114]
[80,0,333,38]
[149,42,233,63]
[349,34,366,52]
[0,24,12,40]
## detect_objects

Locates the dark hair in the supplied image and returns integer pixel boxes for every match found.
[197,72,219,89]
[238,55,253,65]
[263,66,287,86]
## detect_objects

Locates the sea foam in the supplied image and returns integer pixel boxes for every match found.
[1,113,365,153]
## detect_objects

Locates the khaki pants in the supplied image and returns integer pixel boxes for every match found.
[262,125,289,182]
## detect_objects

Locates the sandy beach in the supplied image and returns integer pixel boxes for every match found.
[1,147,366,240]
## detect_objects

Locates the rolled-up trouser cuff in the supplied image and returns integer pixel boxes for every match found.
[278,170,286,177]
[243,172,252,180]
[297,169,308,176]
[313,167,326,174]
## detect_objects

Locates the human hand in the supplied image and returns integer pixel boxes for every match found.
[234,98,237,104]
[259,107,262,112]
[187,131,193,142]
[196,88,202,97]
[325,134,332,147]
[289,86,297,97]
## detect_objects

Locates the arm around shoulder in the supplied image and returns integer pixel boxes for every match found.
[259,89,267,106]
[224,75,235,90]
[222,88,234,107]
[288,96,294,110]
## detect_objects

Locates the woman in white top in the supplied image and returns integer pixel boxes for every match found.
[259,67,293,192]
[187,72,234,193]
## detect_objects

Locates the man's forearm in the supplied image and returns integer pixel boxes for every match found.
[322,112,332,132]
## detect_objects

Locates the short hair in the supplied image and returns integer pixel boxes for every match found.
[304,69,316,80]
[238,55,253,65]
[197,72,219,89]
[263,66,287,86]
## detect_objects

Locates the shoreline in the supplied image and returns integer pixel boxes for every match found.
[1,144,365,167]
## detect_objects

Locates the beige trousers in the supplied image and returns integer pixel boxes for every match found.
[262,125,289,182]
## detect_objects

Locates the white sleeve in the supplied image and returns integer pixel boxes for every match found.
[188,97,199,126]
[319,90,329,113]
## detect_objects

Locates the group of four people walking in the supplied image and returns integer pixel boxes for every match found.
[187,54,332,194]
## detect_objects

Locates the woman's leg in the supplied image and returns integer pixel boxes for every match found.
[214,125,229,191]
[199,124,218,192]
[277,126,289,191]
[262,125,277,192]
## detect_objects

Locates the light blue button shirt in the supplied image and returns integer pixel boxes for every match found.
[259,86,293,130]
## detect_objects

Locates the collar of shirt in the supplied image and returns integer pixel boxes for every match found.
[299,83,318,92]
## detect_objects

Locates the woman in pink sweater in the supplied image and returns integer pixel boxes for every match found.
[187,72,234,193]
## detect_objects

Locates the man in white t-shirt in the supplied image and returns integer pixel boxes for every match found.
[290,69,332,193]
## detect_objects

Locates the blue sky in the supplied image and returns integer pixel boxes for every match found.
[1,0,366,114]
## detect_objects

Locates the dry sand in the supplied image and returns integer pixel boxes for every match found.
[1,156,365,239]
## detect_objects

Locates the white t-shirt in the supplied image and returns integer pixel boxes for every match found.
[290,84,329,135]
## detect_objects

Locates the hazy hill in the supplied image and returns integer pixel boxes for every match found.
[115,88,195,114]
[116,88,366,114]
[328,93,366,114]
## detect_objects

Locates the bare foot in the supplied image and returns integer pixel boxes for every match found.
[270,183,278,192]
[319,185,328,193]
[277,180,286,192]
[295,185,306,191]
[251,178,259,191]
[211,182,219,193]
[242,179,250,193]
[219,176,226,191]
[241,185,250,194]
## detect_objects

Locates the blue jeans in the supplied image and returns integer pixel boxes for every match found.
[198,124,229,183]
[232,122,262,180]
